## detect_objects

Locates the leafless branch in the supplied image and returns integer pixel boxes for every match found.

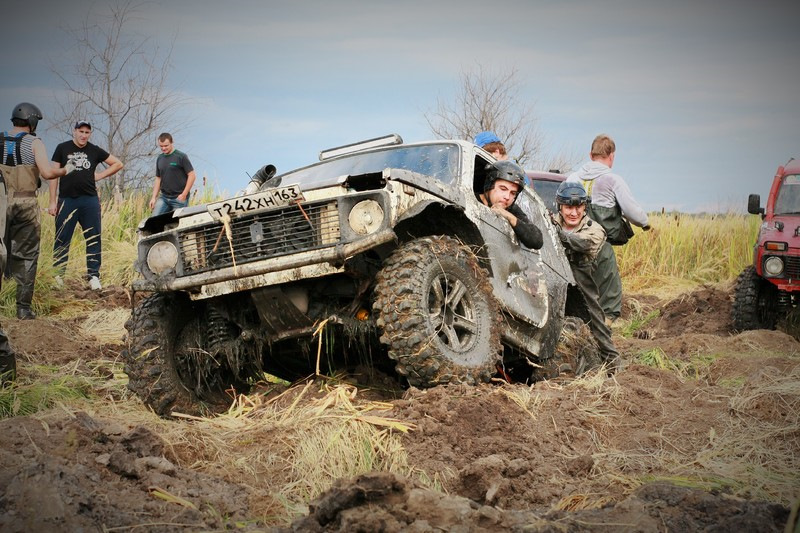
[424,65,578,171]
[49,0,191,198]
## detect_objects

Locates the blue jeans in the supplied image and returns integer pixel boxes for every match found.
[152,194,188,216]
[54,195,102,278]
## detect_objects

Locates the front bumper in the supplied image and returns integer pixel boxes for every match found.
[132,228,396,294]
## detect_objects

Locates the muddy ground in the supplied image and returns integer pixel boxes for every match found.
[0,283,798,532]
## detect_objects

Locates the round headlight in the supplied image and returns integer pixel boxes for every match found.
[348,200,384,235]
[764,256,784,277]
[147,241,179,275]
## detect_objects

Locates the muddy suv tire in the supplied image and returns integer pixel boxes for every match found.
[123,293,248,416]
[374,236,501,386]
[732,265,778,331]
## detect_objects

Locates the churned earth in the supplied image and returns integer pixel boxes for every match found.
[0,283,798,532]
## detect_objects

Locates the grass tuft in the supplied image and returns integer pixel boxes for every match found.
[0,374,93,417]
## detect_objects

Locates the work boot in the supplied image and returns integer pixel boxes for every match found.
[0,330,16,385]
[16,307,36,320]
[0,358,16,385]
[604,356,624,376]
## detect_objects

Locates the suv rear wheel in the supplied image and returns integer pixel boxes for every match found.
[374,236,501,386]
[732,265,779,331]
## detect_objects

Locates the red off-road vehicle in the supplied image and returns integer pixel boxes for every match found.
[732,158,800,330]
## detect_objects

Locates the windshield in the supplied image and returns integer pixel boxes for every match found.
[775,174,800,215]
[274,143,461,189]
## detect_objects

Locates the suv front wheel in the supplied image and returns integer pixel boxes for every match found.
[123,293,251,416]
[374,236,501,386]
[732,265,779,331]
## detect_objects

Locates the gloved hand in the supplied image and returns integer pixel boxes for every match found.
[64,161,77,175]
[556,225,594,254]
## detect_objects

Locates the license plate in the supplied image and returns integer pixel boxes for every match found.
[207,184,304,220]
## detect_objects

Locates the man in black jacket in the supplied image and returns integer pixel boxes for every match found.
[478,160,543,250]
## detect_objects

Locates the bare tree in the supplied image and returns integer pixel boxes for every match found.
[49,0,189,199]
[425,66,577,172]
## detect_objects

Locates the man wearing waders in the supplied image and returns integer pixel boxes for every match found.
[553,181,621,374]
[567,134,651,324]
[1,103,74,319]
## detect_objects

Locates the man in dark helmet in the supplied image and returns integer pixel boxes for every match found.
[478,160,543,250]
[1,103,74,320]
[553,181,621,374]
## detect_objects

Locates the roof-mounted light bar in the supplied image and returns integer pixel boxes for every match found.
[319,133,403,161]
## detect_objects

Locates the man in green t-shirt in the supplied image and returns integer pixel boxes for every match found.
[149,132,196,216]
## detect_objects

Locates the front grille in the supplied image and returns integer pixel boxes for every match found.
[178,200,340,275]
[784,256,800,279]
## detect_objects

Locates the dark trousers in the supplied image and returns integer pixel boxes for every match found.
[0,325,14,383]
[572,261,619,362]
[54,195,102,278]
[4,198,40,311]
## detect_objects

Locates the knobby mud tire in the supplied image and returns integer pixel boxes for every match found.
[731,266,778,331]
[374,236,501,387]
[123,293,242,416]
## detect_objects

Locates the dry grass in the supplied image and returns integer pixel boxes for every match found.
[555,359,800,509]
[498,383,546,419]
[157,381,421,523]
[617,212,759,295]
[19,377,424,524]
[699,365,800,503]
[79,309,131,345]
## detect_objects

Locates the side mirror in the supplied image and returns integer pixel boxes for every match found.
[747,194,764,216]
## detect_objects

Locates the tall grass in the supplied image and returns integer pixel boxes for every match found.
[0,193,148,316]
[617,212,760,293]
[0,189,220,317]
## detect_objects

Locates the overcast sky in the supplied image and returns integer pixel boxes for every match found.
[2,0,798,212]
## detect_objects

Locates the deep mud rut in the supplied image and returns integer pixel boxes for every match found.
[0,283,798,532]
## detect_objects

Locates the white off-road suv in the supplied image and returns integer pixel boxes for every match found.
[123,135,583,415]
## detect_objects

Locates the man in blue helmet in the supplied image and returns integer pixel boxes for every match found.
[478,160,543,250]
[553,180,621,373]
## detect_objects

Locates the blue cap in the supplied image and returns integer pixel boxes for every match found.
[474,131,501,147]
